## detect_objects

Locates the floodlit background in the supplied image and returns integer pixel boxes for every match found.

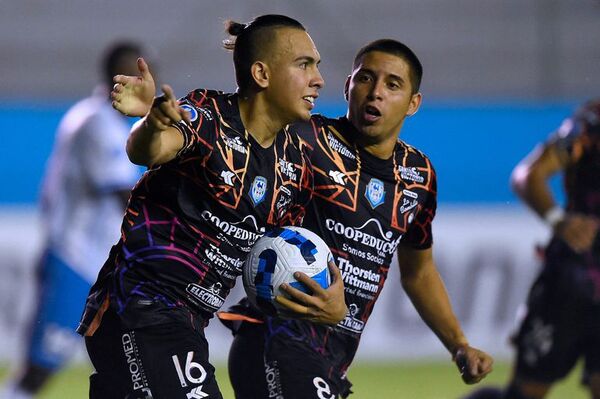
[1,1,599,397]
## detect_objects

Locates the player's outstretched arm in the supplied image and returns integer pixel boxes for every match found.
[111,57,155,117]
[127,84,191,167]
[397,244,493,384]
[275,261,347,325]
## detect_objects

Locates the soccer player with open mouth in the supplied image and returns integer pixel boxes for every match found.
[220,39,494,398]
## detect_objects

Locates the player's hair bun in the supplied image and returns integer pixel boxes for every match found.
[225,20,246,37]
[223,20,246,50]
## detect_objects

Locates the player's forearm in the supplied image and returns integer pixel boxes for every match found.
[401,266,468,355]
[126,118,169,166]
[511,165,557,219]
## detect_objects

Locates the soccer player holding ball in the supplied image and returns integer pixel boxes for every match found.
[220,39,493,398]
[77,15,346,398]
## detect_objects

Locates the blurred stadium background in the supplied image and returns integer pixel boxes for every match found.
[1,1,599,397]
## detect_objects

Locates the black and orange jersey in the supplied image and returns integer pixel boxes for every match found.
[78,90,312,334]
[298,115,436,337]
[219,114,437,377]
[551,99,600,218]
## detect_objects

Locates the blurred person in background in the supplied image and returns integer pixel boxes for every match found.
[0,42,144,399]
[218,38,493,399]
[463,99,600,399]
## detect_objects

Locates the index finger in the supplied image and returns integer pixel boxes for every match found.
[137,57,153,80]
[292,271,327,296]
[328,260,342,284]
[161,84,178,103]
[279,277,320,305]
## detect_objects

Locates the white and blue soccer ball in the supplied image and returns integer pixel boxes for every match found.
[243,226,332,316]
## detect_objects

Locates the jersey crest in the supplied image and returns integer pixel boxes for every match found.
[250,176,268,206]
[365,178,386,209]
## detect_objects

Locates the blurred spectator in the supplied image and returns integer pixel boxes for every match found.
[0,41,144,399]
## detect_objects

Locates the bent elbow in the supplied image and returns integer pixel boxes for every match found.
[126,141,151,167]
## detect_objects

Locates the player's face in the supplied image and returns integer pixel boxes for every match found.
[346,51,421,146]
[265,28,324,123]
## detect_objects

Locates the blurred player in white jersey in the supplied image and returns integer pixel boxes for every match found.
[0,42,144,399]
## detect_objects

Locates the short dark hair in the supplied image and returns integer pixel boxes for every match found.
[223,14,306,94]
[353,39,423,94]
[102,41,143,87]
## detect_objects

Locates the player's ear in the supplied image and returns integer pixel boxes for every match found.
[343,75,351,101]
[250,61,269,89]
[407,92,422,117]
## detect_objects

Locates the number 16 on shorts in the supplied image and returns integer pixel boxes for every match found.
[172,351,209,398]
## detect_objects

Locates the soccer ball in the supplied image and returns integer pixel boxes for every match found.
[243,226,332,316]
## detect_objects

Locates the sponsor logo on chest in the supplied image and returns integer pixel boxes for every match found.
[327,132,356,159]
[223,135,247,154]
[278,158,297,181]
[275,186,293,218]
[398,166,425,183]
[325,218,401,256]
[400,198,419,214]
[201,210,265,243]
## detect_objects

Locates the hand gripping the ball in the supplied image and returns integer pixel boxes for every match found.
[275,261,348,325]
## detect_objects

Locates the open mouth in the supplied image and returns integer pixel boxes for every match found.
[363,105,381,122]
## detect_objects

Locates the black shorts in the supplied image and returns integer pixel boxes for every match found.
[85,306,223,399]
[513,243,600,384]
[228,320,352,399]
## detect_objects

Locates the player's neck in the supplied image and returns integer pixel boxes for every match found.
[238,95,283,148]
[355,129,400,160]
[361,140,396,160]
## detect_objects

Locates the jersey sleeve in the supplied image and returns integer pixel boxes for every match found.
[80,113,140,194]
[172,89,221,158]
[401,165,437,249]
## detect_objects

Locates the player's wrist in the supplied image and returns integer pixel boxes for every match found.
[543,206,565,228]
[449,340,470,358]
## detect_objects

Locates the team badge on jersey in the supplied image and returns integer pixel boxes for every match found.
[365,178,385,209]
[250,176,268,206]
[180,104,198,122]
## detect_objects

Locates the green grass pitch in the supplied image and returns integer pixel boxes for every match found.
[1,360,588,398]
